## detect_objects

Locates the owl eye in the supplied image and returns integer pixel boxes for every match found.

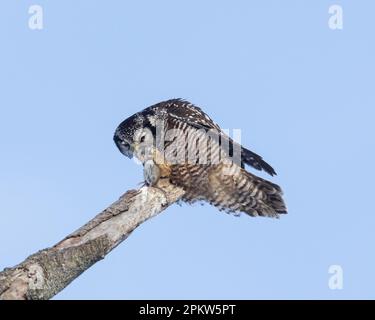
[140,135,145,143]
[121,141,130,150]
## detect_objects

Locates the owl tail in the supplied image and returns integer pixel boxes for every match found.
[171,163,287,218]
[237,171,287,218]
[206,166,287,218]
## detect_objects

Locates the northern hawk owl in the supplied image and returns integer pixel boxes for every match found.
[114,99,287,218]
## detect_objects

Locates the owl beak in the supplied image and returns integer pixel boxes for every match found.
[122,144,134,159]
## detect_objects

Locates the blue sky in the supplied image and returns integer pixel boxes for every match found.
[0,1,374,299]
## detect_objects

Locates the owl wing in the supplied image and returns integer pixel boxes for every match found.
[164,100,277,176]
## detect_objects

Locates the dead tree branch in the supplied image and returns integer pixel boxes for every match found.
[0,181,185,300]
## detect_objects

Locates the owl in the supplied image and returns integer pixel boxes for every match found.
[114,99,287,218]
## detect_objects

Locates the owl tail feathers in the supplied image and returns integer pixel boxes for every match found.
[239,172,287,218]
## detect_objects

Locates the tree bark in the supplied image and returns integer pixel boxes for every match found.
[0,181,185,300]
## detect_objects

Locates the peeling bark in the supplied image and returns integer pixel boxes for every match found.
[0,182,185,300]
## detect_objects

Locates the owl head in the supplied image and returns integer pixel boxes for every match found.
[114,112,155,163]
